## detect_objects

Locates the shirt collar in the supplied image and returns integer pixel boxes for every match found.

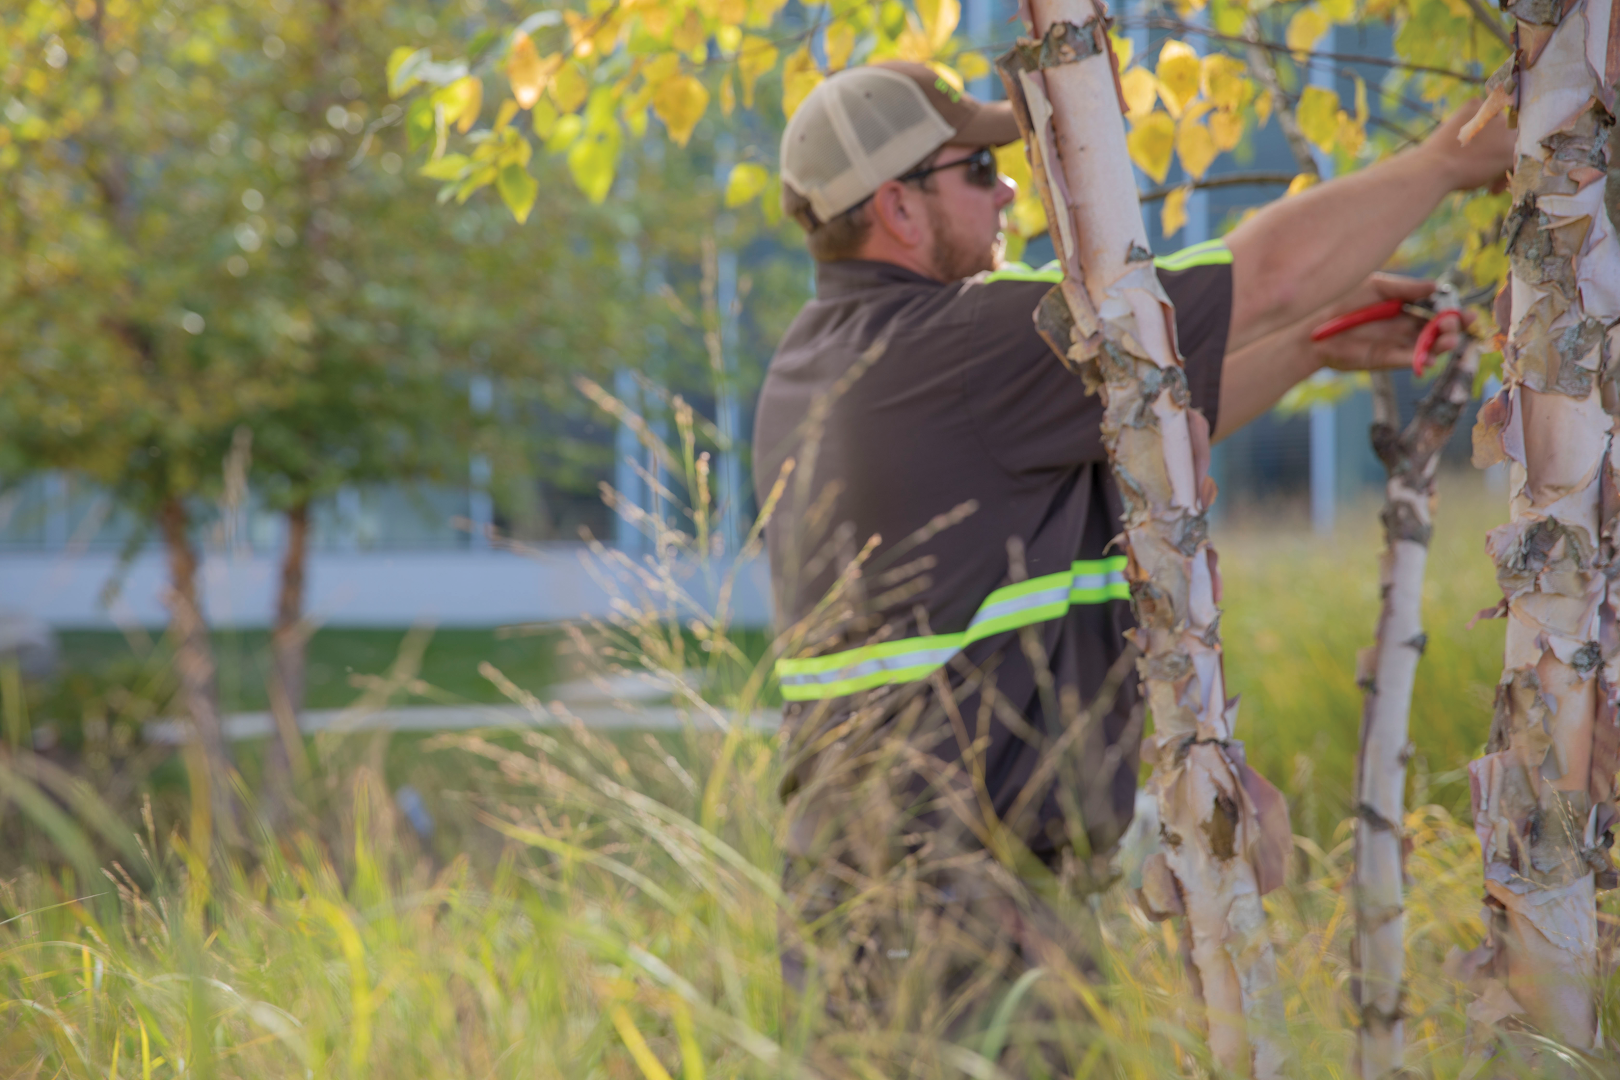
[814,259,942,299]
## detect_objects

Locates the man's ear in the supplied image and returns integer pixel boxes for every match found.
[867,181,926,250]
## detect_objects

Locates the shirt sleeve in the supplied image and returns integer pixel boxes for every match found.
[963,252,1234,477]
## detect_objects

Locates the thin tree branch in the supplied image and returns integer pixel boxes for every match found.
[1129,16,1488,84]
[1138,170,1299,203]
[1460,0,1515,51]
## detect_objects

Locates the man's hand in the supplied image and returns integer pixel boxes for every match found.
[1225,100,1515,352]
[1415,99,1515,193]
[1311,273,1471,373]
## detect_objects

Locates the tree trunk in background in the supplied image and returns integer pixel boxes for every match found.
[264,502,312,813]
[999,6,1288,1074]
[1351,350,1479,1080]
[158,496,238,845]
[1456,0,1619,1058]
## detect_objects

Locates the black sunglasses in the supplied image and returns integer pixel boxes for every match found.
[896,146,1000,189]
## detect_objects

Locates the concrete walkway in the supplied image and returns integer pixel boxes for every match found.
[144,672,775,744]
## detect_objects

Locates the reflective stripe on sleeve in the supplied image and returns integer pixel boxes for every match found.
[776,556,1129,701]
[981,241,1232,286]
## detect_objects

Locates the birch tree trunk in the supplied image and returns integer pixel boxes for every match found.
[1454,0,1620,1058]
[158,496,239,846]
[1352,348,1479,1080]
[264,502,313,819]
[999,7,1289,1074]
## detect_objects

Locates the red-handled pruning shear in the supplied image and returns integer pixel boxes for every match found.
[1309,282,1491,376]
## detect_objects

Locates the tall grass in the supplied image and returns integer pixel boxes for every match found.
[2,446,1609,1078]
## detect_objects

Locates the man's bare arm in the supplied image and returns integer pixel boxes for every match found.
[1212,274,1467,441]
[1221,101,1513,353]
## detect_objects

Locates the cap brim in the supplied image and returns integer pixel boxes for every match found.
[953,100,1021,147]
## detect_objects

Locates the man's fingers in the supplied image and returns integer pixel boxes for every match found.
[1368,272,1438,301]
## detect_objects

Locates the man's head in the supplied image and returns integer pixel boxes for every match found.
[781,62,1020,282]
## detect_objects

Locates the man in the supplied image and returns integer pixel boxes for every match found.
[754,61,1512,1063]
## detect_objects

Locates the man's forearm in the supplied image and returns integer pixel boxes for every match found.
[1213,319,1318,442]
[1222,149,1453,351]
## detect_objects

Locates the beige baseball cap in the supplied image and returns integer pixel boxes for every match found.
[780,61,1020,225]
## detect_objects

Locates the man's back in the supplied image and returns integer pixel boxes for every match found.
[755,249,1233,860]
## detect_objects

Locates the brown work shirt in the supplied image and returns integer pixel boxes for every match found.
[754,248,1234,864]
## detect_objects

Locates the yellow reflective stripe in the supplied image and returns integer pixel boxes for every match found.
[985,244,1229,284]
[776,556,1129,700]
[1154,239,1232,271]
[983,260,1062,284]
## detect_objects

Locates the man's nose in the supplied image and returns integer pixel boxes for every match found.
[993,174,1017,209]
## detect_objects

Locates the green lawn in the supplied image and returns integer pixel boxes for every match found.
[52,626,567,715]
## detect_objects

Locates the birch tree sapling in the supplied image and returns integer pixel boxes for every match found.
[1454,0,1620,1054]
[997,5,1290,1075]
[1351,333,1481,1080]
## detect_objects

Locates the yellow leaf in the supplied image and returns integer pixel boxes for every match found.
[1255,89,1273,128]
[715,24,742,52]
[1155,40,1201,112]
[719,73,736,115]
[673,10,706,52]
[1286,172,1318,196]
[551,60,590,113]
[956,50,990,81]
[653,74,709,146]
[442,75,482,133]
[1337,110,1365,155]
[1200,54,1249,111]
[1127,112,1176,183]
[782,46,823,118]
[1296,84,1339,152]
[1110,32,1133,73]
[994,142,1031,194]
[1209,108,1244,151]
[1008,190,1047,238]
[917,0,960,53]
[1285,7,1330,54]
[643,54,682,85]
[725,161,769,206]
[826,21,857,70]
[1162,185,1190,238]
[1320,0,1355,21]
[738,36,779,107]
[494,98,520,132]
[1176,118,1216,178]
[718,0,747,24]
[1353,74,1368,123]
[1120,67,1158,123]
[507,32,552,110]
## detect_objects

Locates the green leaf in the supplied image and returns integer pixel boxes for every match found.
[724,162,769,207]
[419,153,471,180]
[405,96,436,151]
[498,163,540,223]
[568,118,621,204]
[546,112,583,152]
[387,47,426,98]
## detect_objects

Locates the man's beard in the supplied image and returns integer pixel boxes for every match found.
[925,198,1000,281]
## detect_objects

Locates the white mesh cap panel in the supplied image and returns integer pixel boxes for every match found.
[780,67,956,222]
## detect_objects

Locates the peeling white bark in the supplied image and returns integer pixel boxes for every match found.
[1457,0,1619,1060]
[1352,350,1479,1080]
[998,6,1288,1075]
